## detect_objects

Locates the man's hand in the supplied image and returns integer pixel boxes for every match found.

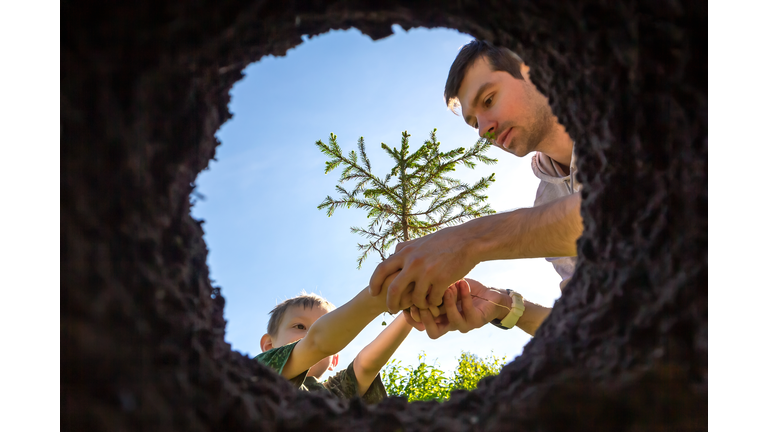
[403,278,509,339]
[369,194,584,314]
[376,270,415,312]
[401,282,459,335]
[368,226,479,313]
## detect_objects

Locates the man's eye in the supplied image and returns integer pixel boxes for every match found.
[484,96,493,107]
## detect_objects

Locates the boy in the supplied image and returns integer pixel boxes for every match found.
[255,278,414,404]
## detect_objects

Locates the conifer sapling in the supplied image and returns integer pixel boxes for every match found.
[316,129,497,268]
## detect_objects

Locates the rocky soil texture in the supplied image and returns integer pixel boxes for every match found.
[62,1,707,430]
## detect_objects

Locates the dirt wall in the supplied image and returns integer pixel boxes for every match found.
[61,1,707,430]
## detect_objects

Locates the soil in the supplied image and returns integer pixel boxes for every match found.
[62,0,707,430]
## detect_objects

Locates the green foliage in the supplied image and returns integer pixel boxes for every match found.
[382,351,507,402]
[382,352,451,402]
[316,129,497,268]
[482,131,497,140]
[451,351,507,392]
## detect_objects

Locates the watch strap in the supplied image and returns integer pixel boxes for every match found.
[490,289,525,330]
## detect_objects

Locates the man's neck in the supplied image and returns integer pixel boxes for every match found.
[537,122,573,170]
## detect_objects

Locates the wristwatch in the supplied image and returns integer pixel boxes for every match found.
[490,289,525,330]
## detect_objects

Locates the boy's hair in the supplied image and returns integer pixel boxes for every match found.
[444,39,525,114]
[267,292,336,337]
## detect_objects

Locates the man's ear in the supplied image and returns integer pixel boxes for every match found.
[260,334,274,352]
[521,63,531,82]
[329,354,339,370]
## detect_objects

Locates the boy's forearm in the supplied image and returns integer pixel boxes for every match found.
[306,287,385,357]
[281,286,385,379]
[281,272,402,380]
[354,312,412,375]
[353,312,412,395]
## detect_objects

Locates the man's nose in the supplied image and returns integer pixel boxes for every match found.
[478,117,497,139]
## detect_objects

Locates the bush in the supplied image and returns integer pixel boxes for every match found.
[382,351,507,402]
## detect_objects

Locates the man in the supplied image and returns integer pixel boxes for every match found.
[368,40,584,339]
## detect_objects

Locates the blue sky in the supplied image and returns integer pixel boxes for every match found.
[191,25,563,375]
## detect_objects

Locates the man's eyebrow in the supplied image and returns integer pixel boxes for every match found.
[464,82,494,125]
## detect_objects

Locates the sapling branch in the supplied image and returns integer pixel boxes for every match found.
[316,129,497,268]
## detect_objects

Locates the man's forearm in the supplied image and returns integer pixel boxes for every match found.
[516,301,551,336]
[489,288,552,337]
[465,193,583,262]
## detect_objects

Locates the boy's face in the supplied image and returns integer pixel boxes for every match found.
[261,305,339,378]
[456,56,554,158]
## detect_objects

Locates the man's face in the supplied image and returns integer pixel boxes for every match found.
[267,305,338,378]
[456,57,555,157]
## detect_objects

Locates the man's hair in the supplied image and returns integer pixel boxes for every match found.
[266,292,336,337]
[444,40,525,113]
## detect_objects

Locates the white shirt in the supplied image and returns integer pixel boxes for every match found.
[530,146,581,291]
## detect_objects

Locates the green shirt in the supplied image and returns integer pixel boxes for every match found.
[254,340,387,405]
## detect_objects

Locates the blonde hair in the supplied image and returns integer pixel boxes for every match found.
[266,292,336,336]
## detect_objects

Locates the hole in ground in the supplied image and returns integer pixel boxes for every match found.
[192,25,565,387]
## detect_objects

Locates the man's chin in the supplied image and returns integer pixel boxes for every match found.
[496,143,525,157]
